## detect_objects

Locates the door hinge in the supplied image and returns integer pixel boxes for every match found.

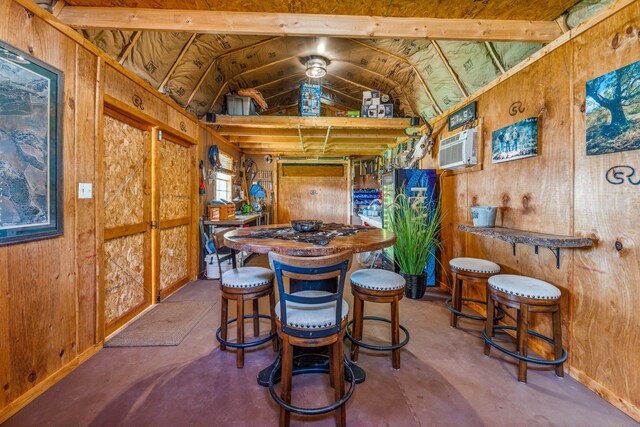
[151,221,159,229]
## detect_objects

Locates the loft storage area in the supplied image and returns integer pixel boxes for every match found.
[1,0,639,425]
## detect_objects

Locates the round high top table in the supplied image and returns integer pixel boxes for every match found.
[224,224,396,387]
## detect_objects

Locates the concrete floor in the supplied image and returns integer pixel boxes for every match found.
[5,255,637,426]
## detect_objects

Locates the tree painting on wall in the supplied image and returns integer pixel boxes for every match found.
[0,40,63,246]
[586,60,640,155]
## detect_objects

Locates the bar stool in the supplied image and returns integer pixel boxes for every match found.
[445,257,502,328]
[483,274,567,383]
[268,251,356,427]
[206,233,278,369]
[346,269,410,369]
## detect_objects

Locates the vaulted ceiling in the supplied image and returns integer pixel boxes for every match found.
[48,0,613,125]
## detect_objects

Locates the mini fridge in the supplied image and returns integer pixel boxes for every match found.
[381,169,438,286]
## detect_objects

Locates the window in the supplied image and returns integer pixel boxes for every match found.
[219,151,234,173]
[215,172,232,202]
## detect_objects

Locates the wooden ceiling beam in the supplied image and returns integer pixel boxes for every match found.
[431,40,468,97]
[484,41,506,74]
[219,128,404,138]
[207,115,412,129]
[59,8,563,42]
[117,30,141,64]
[158,33,197,92]
[231,136,398,144]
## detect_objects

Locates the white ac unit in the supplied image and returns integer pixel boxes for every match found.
[438,127,478,170]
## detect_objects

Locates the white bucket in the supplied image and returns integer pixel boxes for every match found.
[471,206,498,227]
[205,254,220,279]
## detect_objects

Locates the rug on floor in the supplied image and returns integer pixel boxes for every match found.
[105,301,213,347]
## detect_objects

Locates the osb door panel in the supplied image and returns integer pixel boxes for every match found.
[277,163,348,224]
[102,113,152,335]
[571,3,640,417]
[156,136,192,299]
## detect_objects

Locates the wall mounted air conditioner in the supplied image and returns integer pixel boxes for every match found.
[438,127,478,170]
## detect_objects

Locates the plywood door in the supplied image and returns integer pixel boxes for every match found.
[276,163,349,224]
[155,135,193,300]
[102,112,152,335]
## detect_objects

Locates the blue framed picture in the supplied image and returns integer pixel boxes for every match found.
[492,117,538,163]
[0,40,64,246]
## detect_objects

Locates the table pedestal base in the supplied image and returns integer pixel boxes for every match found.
[257,346,366,387]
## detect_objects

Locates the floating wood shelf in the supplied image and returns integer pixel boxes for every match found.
[457,224,594,269]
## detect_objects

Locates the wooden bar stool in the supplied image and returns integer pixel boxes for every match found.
[346,269,409,370]
[205,231,277,368]
[483,274,567,383]
[446,257,502,328]
[268,251,356,427]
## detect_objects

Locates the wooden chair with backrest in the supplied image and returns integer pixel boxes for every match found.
[200,217,278,368]
[268,251,356,427]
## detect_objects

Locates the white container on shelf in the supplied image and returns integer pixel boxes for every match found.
[471,206,497,228]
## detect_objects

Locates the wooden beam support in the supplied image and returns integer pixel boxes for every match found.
[231,136,398,145]
[158,33,197,92]
[117,30,141,64]
[208,115,412,129]
[431,40,468,97]
[484,41,506,74]
[220,128,404,138]
[59,8,564,42]
[323,126,332,153]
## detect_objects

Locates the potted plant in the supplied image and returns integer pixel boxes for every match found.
[387,190,442,299]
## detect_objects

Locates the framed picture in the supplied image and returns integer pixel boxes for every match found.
[448,101,477,131]
[492,117,538,163]
[585,59,640,156]
[0,40,64,246]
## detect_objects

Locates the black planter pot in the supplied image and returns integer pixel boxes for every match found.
[400,272,427,299]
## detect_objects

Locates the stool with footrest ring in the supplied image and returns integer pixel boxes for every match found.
[446,257,504,328]
[483,274,567,383]
[346,269,410,370]
[202,220,278,369]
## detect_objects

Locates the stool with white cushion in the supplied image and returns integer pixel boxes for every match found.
[346,269,409,369]
[483,274,567,383]
[208,233,277,368]
[268,251,355,427]
[446,257,502,328]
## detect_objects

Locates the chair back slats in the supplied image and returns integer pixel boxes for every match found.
[269,251,353,339]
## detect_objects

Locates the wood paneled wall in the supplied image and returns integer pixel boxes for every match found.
[425,1,640,420]
[0,0,203,421]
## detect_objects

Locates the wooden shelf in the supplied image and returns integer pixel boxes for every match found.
[457,224,594,268]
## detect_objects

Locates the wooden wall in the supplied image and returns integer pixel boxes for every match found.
[0,0,204,420]
[425,1,640,420]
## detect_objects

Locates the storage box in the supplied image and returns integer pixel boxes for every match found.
[225,95,257,116]
[367,105,378,118]
[208,206,221,221]
[377,104,386,118]
[362,90,373,106]
[347,110,361,117]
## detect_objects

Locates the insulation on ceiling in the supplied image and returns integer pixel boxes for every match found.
[564,0,615,28]
[124,32,193,88]
[490,42,545,70]
[436,40,500,94]
[81,29,136,59]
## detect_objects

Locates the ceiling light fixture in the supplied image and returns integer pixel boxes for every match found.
[305,57,327,79]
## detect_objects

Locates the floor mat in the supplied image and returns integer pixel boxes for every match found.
[105,301,213,347]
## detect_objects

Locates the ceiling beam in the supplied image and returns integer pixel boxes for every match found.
[187,36,283,107]
[59,8,563,42]
[431,41,468,97]
[232,137,398,145]
[208,115,412,129]
[117,30,141,64]
[237,142,392,149]
[158,33,197,92]
[484,41,506,74]
[219,128,404,138]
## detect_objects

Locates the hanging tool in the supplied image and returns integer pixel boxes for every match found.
[199,160,206,195]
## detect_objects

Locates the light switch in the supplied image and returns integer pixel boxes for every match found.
[78,183,93,199]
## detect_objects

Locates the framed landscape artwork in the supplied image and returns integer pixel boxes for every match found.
[0,40,64,246]
[492,117,539,163]
[585,60,640,155]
